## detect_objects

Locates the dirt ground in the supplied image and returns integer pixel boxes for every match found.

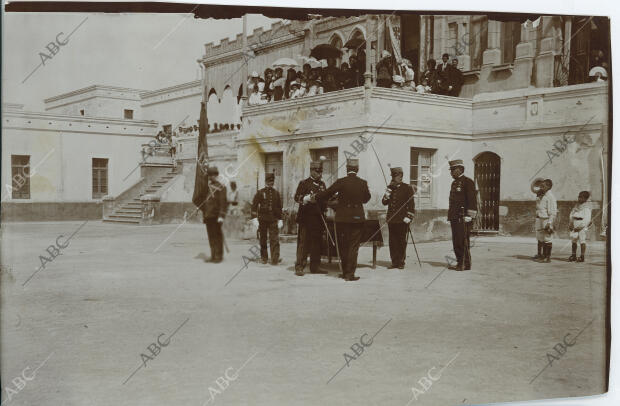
[0,221,608,406]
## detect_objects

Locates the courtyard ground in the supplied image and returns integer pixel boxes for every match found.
[0,221,608,406]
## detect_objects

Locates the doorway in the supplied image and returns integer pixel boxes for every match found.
[473,152,500,232]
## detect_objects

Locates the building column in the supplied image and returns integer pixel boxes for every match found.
[364,15,373,88]
[534,16,560,88]
[513,22,535,88]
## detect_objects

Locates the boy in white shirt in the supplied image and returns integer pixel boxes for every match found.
[568,191,592,262]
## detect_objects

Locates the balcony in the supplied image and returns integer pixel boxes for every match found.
[240,86,473,144]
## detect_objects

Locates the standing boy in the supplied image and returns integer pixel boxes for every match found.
[568,191,592,262]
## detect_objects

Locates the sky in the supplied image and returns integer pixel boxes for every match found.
[2,13,277,111]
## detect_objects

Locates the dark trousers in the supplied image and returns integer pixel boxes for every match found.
[336,222,364,278]
[388,222,408,266]
[205,219,224,260]
[258,220,280,262]
[450,219,471,267]
[295,223,323,272]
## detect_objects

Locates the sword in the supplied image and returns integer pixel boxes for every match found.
[370,143,422,268]
[461,207,470,268]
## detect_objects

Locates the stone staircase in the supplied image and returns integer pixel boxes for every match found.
[103,169,177,224]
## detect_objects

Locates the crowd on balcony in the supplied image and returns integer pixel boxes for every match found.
[247,55,366,106]
[246,50,469,105]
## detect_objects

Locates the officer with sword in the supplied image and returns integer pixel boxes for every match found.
[447,159,477,271]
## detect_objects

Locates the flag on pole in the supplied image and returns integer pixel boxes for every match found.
[192,101,209,208]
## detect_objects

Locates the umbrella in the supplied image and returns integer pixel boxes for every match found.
[344,37,366,50]
[589,66,607,78]
[310,44,343,60]
[272,57,300,70]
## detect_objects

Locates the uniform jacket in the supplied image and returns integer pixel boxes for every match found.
[448,175,477,221]
[382,181,415,223]
[294,176,327,224]
[316,173,371,223]
[536,191,558,222]
[569,202,591,230]
[251,186,283,222]
[202,180,228,221]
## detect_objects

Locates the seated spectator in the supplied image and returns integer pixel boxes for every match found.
[422,59,439,94]
[340,62,355,89]
[348,55,363,87]
[447,58,464,96]
[247,71,260,94]
[284,68,297,99]
[306,69,323,96]
[264,68,274,101]
[213,123,219,133]
[416,78,431,94]
[258,81,269,104]
[248,83,262,105]
[391,74,404,88]
[271,67,285,101]
[289,80,302,99]
[401,60,416,90]
[302,63,312,81]
[376,50,394,88]
[322,57,341,92]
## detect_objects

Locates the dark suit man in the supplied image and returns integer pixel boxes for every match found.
[316,158,371,281]
[294,161,328,276]
[251,173,283,265]
[436,53,452,95]
[202,166,228,263]
[447,58,464,96]
[447,159,477,271]
[382,167,415,269]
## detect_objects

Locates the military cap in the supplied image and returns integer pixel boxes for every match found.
[448,159,464,169]
[346,158,359,167]
[310,160,323,170]
[207,165,219,175]
[265,172,275,181]
[390,166,403,175]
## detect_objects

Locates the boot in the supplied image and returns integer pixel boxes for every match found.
[577,243,586,262]
[533,241,543,260]
[569,243,577,262]
[543,243,552,263]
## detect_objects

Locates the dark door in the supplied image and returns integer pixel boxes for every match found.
[474,152,500,231]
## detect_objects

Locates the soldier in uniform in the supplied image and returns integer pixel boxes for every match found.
[294,161,328,276]
[315,158,371,281]
[382,167,415,269]
[202,165,228,263]
[447,160,477,271]
[251,173,283,265]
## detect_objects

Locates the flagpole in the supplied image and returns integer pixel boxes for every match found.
[242,14,248,100]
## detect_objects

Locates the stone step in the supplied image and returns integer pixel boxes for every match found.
[109,213,142,219]
[116,208,142,214]
[103,218,140,224]
[126,202,142,207]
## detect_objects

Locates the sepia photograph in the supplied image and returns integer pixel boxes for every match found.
[1,1,613,405]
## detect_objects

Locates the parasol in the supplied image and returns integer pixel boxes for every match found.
[310,44,343,60]
[589,66,608,78]
[272,57,300,70]
[344,37,366,50]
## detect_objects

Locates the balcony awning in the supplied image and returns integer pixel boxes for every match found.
[4,3,573,23]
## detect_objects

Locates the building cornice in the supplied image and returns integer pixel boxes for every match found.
[140,80,202,99]
[243,87,365,117]
[370,87,474,109]
[43,84,147,104]
[472,82,608,108]
[473,122,603,138]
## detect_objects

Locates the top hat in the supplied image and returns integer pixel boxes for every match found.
[207,165,219,175]
[448,159,464,169]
